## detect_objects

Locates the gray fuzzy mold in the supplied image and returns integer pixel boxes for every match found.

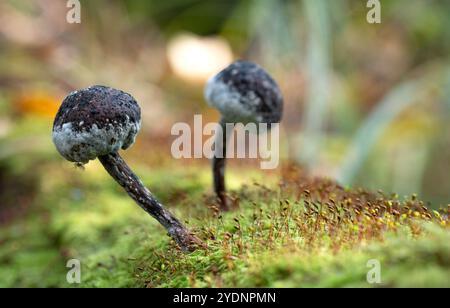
[204,60,283,125]
[52,85,141,163]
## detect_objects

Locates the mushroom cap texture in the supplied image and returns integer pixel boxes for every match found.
[204,60,283,124]
[52,85,141,163]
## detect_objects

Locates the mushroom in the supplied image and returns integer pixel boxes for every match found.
[52,85,200,251]
[204,60,283,210]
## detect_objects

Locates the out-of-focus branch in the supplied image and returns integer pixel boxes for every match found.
[337,64,450,185]
[299,0,331,167]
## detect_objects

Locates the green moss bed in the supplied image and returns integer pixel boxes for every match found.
[0,160,449,288]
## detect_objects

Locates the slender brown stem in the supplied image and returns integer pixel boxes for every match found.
[98,152,200,251]
[212,118,233,211]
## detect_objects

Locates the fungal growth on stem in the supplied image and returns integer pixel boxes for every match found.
[52,85,200,251]
[204,61,283,210]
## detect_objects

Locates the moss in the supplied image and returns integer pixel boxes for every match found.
[0,218,66,288]
[0,161,448,288]
[239,224,450,288]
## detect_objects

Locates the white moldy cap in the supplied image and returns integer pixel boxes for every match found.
[52,85,141,163]
[204,60,283,125]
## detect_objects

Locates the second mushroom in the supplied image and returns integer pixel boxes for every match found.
[204,61,284,210]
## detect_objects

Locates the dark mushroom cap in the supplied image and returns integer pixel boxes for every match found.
[204,60,283,124]
[52,85,141,163]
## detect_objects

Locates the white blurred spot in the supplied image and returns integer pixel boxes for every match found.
[0,118,11,138]
[167,33,233,82]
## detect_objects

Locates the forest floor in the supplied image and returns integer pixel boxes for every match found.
[0,153,449,288]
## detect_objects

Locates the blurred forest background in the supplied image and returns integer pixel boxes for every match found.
[1,0,450,288]
[1,0,450,220]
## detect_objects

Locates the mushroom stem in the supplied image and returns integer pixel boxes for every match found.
[212,118,233,210]
[98,152,199,251]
